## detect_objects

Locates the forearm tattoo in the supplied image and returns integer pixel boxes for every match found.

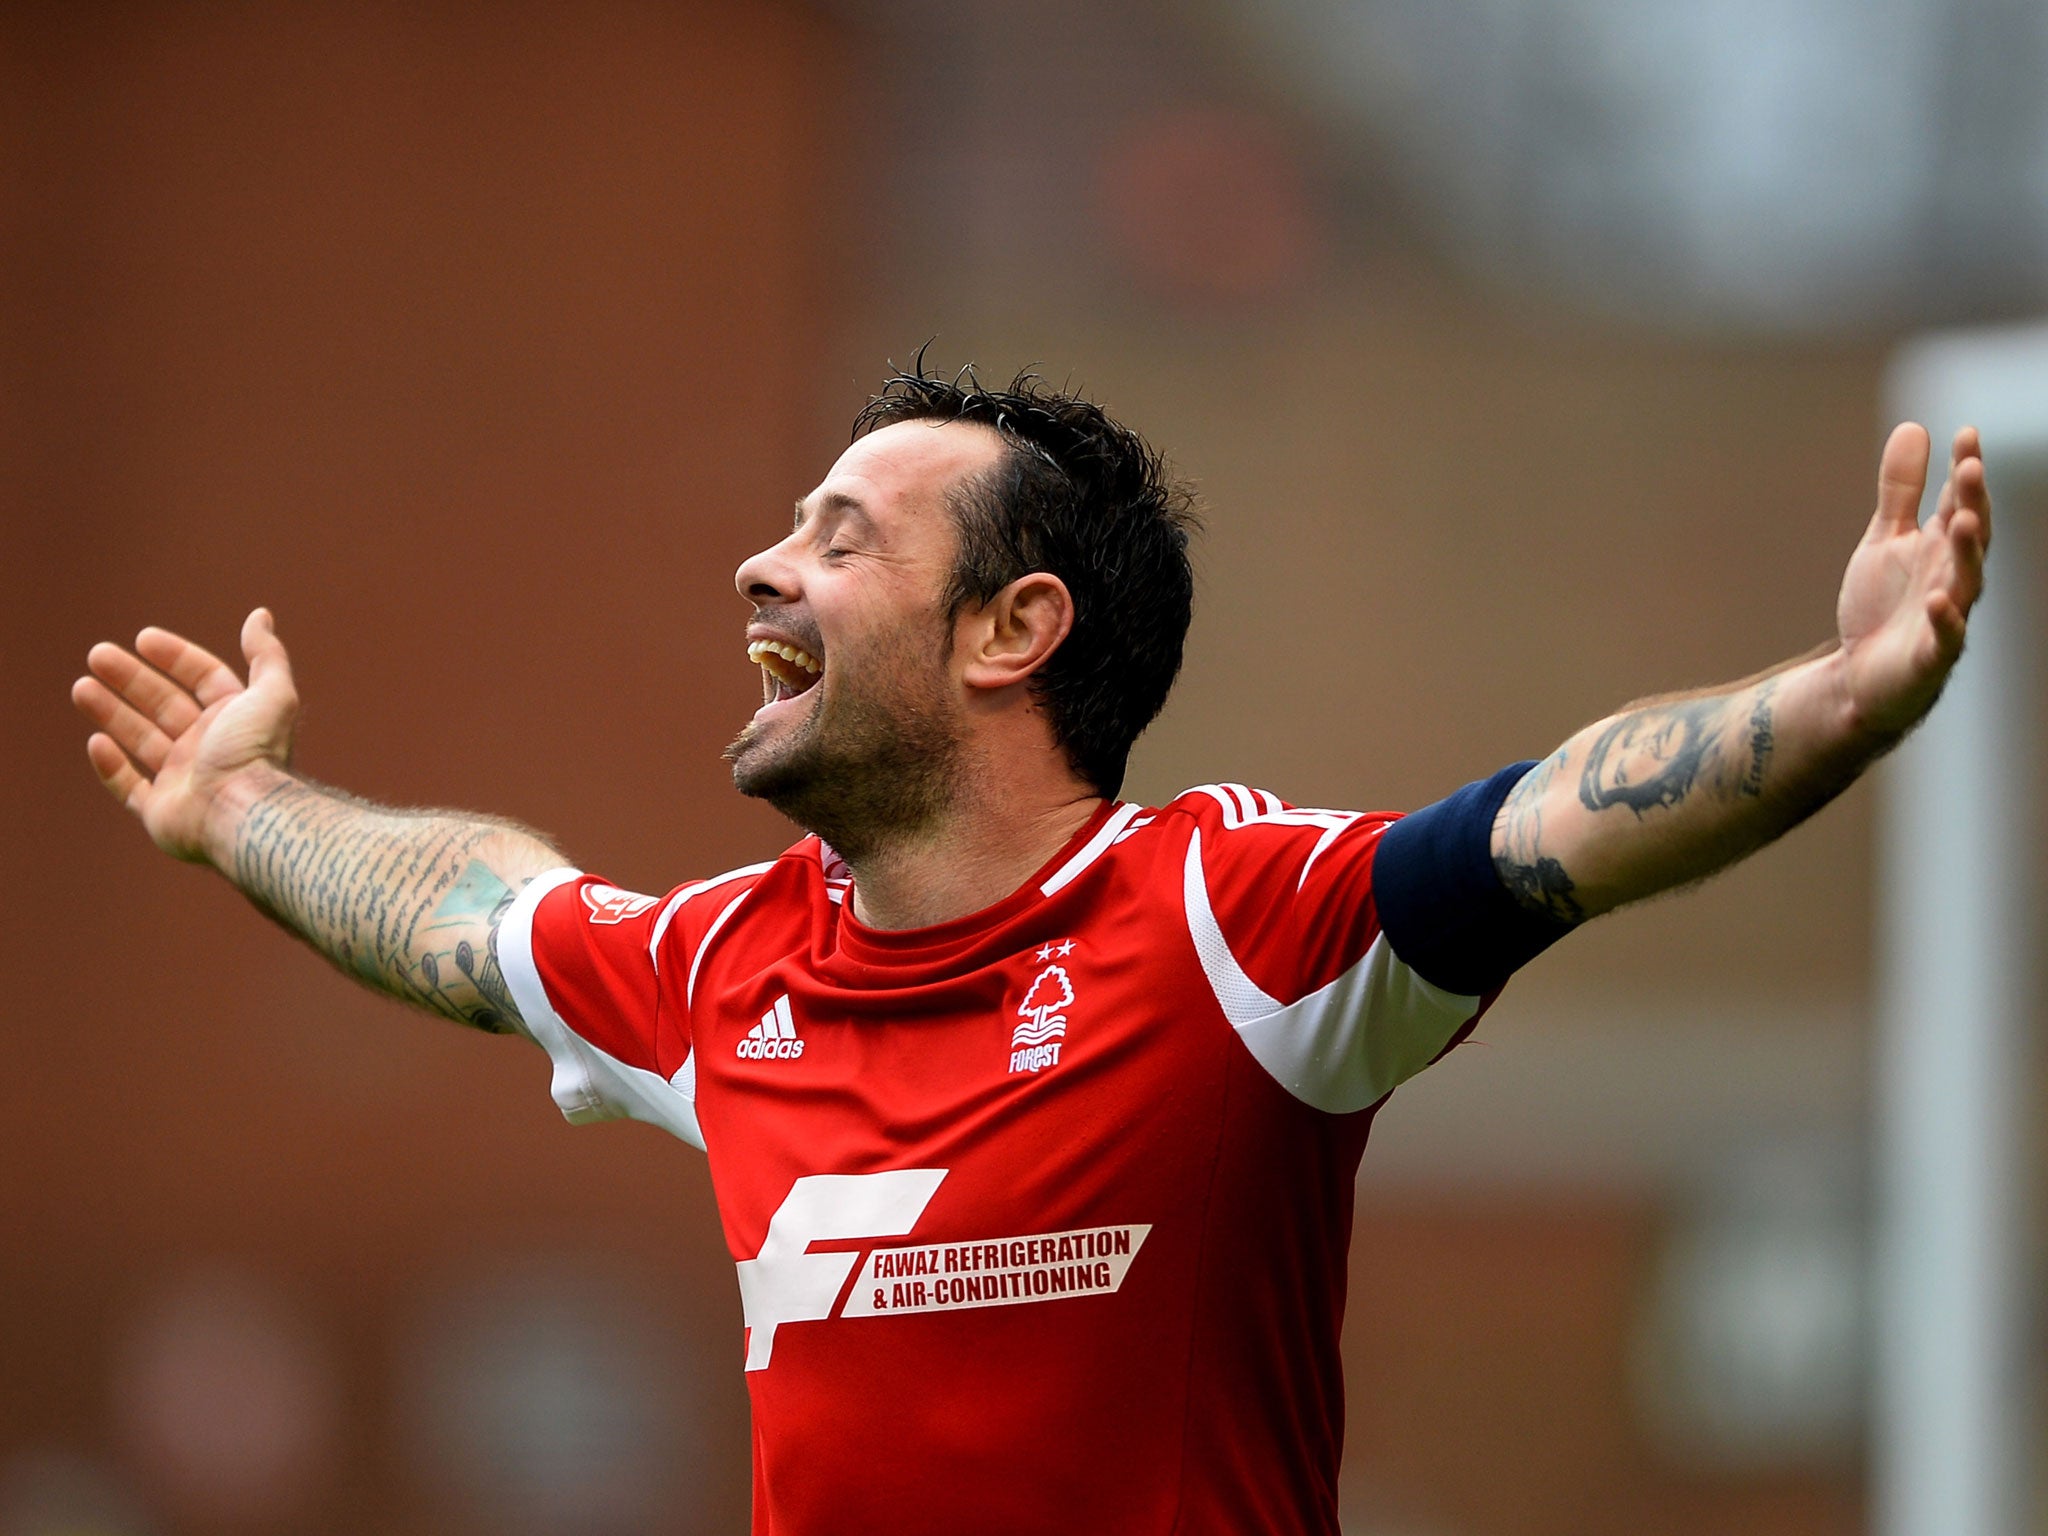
[232,779,547,1033]
[1576,682,1777,816]
[1492,750,1586,924]
[1578,698,1726,815]
[1495,680,1783,919]
[1740,681,1777,797]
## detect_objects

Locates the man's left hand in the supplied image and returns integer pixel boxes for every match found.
[1835,423,1992,740]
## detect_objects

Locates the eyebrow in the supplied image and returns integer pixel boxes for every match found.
[793,490,878,536]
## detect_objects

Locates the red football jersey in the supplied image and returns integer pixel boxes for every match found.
[498,786,1508,1535]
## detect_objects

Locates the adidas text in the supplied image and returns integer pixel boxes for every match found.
[739,995,805,1061]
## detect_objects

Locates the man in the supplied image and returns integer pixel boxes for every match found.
[74,368,1990,1534]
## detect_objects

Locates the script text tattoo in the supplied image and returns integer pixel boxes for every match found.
[234,779,532,1033]
[1740,680,1778,797]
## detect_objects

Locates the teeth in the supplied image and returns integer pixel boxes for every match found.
[747,639,822,677]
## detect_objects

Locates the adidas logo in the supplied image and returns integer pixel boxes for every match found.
[737,994,806,1061]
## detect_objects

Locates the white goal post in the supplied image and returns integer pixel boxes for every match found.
[1878,320,2048,1536]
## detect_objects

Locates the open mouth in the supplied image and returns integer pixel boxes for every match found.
[747,638,823,706]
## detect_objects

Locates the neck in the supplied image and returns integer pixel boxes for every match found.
[845,778,1103,931]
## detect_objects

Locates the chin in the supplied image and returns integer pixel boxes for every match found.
[729,714,838,817]
[726,685,966,859]
[727,725,802,802]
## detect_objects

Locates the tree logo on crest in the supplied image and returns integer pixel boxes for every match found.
[1010,964,1073,1074]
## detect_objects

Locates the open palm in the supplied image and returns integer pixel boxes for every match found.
[73,608,299,864]
[1836,424,1991,739]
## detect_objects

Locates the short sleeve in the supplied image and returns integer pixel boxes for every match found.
[497,869,706,1149]
[1371,761,1575,995]
[1172,771,1568,1114]
[1169,785,1395,1003]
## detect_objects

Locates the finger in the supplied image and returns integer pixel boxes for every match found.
[85,731,152,815]
[1926,589,1968,662]
[1951,436,1991,549]
[1946,506,1987,611]
[136,625,245,707]
[85,642,203,736]
[71,675,177,772]
[1873,422,1931,536]
[1953,424,1981,466]
[1932,453,1957,527]
[240,607,295,694]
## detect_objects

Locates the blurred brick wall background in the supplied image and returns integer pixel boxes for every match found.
[3,5,841,1530]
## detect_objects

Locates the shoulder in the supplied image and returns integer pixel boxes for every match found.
[1154,783,1396,880]
[1159,782,1390,829]
[527,837,824,962]
[647,837,837,947]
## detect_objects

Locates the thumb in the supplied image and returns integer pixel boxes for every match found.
[1872,422,1931,535]
[241,606,296,693]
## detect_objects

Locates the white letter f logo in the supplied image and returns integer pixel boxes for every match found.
[734,1169,947,1371]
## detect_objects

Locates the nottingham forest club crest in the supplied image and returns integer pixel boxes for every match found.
[1010,954,1076,1075]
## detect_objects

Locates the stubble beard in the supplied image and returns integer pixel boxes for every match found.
[726,667,965,865]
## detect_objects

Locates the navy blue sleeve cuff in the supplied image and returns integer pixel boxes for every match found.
[1373,761,1575,996]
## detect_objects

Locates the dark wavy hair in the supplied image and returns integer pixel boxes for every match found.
[852,360,1199,799]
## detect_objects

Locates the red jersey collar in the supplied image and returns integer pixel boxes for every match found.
[829,799,1124,967]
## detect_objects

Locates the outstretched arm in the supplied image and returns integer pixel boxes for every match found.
[1490,423,1991,923]
[73,610,568,1032]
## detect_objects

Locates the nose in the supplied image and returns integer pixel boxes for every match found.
[735,535,797,606]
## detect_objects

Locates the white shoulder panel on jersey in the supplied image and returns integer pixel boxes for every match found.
[1181,828,1480,1114]
[648,860,779,968]
[498,867,706,1151]
[1040,802,1144,896]
[687,890,756,1011]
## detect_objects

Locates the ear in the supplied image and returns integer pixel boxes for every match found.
[959,572,1074,692]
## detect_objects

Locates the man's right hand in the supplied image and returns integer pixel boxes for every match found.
[73,607,299,868]
[74,607,564,1033]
